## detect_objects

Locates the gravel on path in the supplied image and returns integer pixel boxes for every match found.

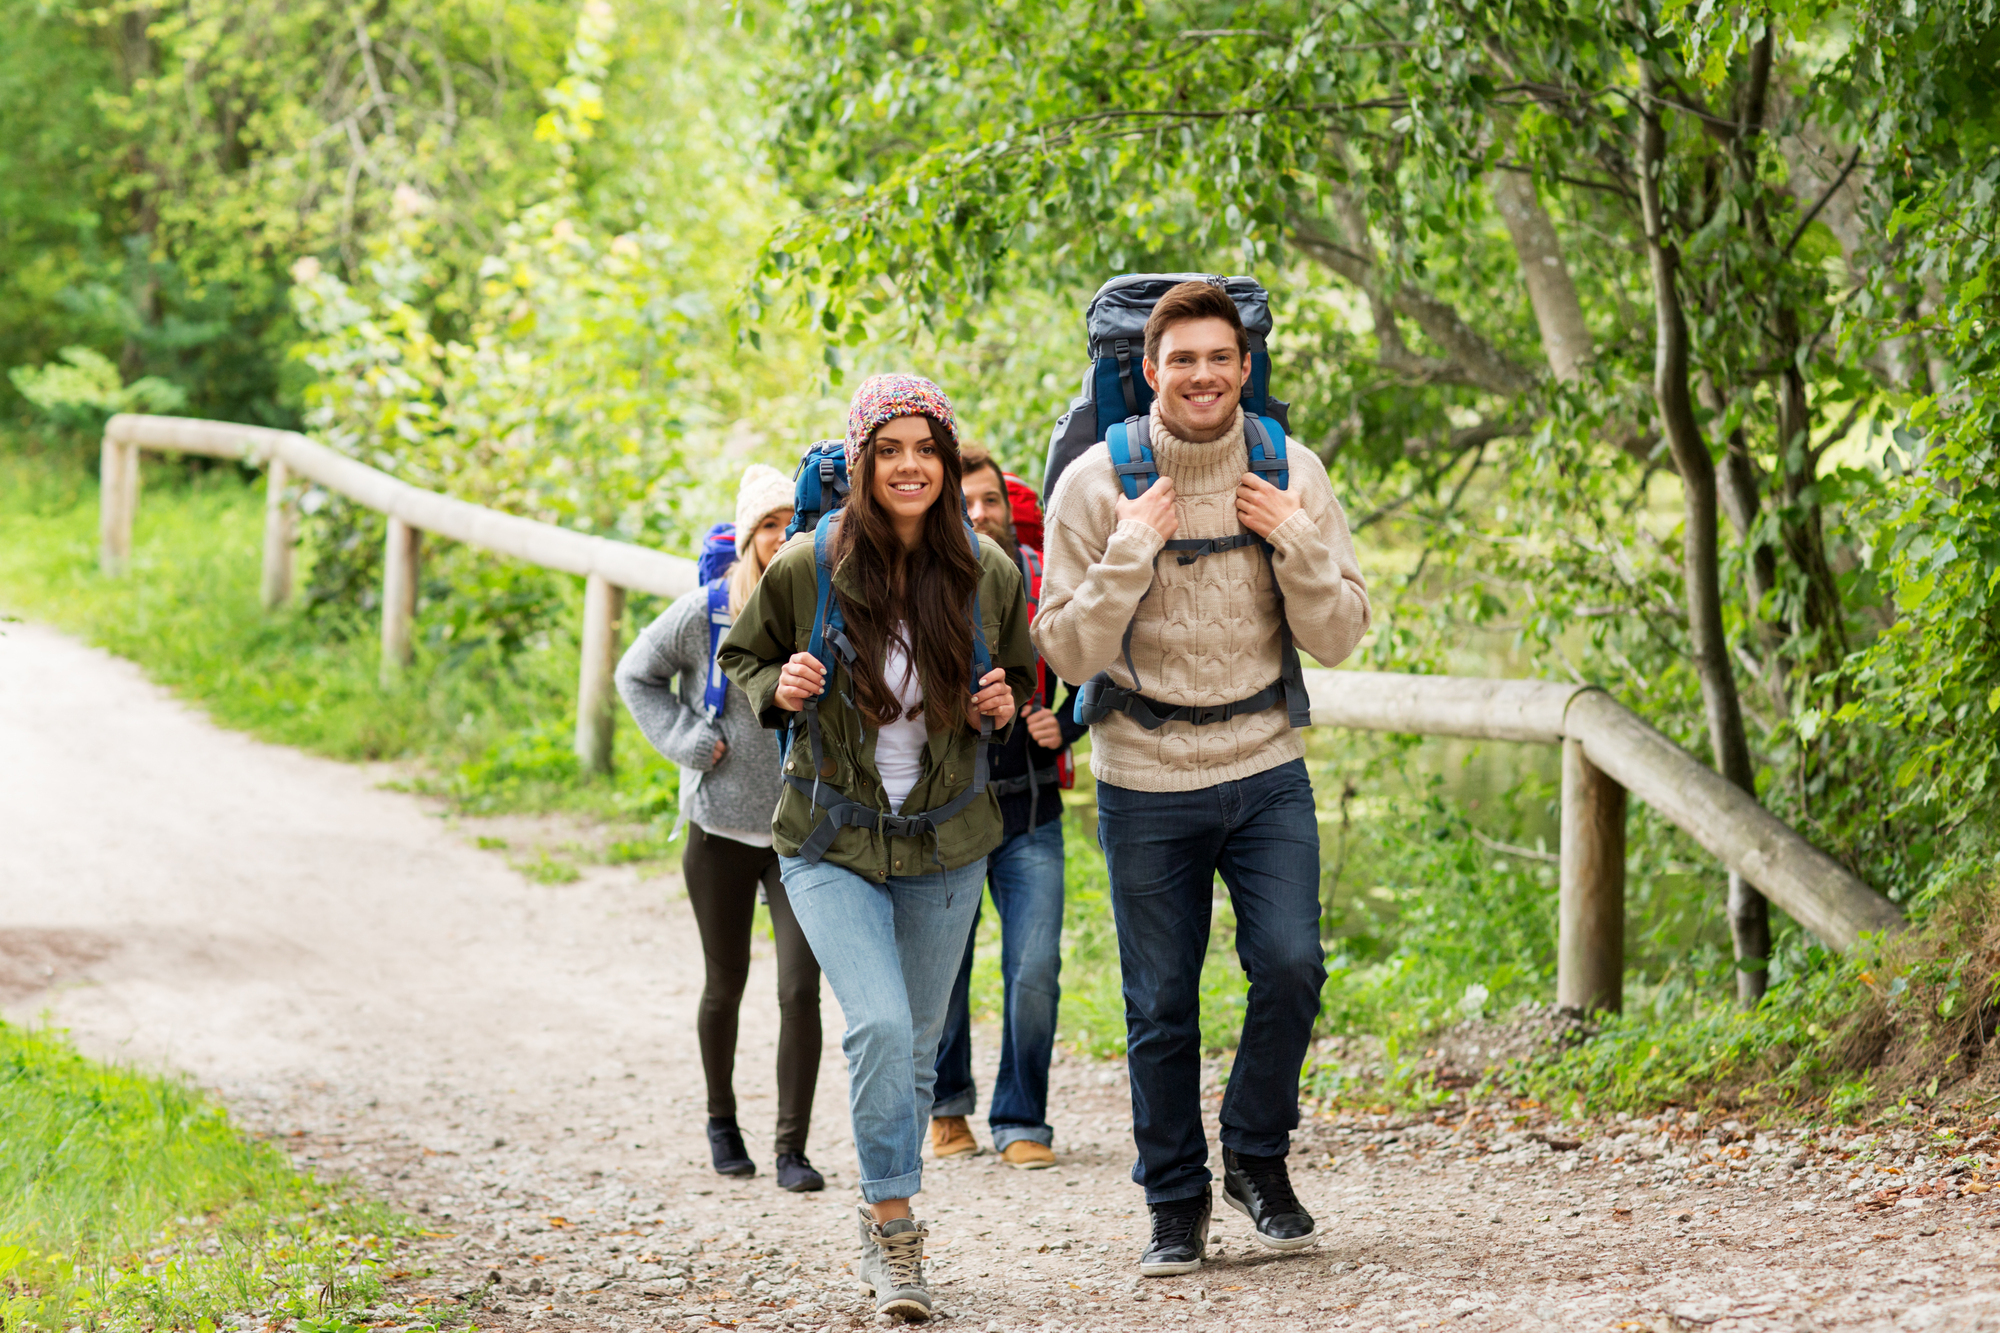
[5,620,2000,1333]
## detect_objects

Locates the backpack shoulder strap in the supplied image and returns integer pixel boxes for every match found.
[703,577,732,721]
[1242,414,1309,725]
[1106,412,1156,501]
[1244,413,1289,491]
[965,523,994,744]
[1019,544,1042,611]
[806,510,850,690]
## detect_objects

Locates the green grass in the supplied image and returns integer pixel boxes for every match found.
[0,1021,422,1333]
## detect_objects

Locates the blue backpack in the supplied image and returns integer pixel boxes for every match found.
[696,522,738,583]
[785,439,850,540]
[694,522,739,722]
[779,444,998,864]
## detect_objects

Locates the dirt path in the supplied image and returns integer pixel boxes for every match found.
[5,619,2000,1333]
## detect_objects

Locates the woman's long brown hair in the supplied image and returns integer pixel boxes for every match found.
[834,415,983,733]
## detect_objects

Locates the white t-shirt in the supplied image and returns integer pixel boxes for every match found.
[875,629,928,814]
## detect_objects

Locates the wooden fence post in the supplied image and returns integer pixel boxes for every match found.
[99,432,139,576]
[261,457,294,610]
[574,573,625,775]
[380,516,420,685]
[1558,736,1626,1013]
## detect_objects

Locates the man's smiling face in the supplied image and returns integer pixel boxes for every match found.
[961,461,1013,547]
[1144,315,1250,444]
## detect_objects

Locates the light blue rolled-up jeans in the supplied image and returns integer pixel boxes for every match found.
[779,853,987,1203]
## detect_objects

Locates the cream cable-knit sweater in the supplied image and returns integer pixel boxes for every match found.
[1034,407,1371,792]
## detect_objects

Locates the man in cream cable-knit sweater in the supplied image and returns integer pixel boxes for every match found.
[1034,280,1371,1277]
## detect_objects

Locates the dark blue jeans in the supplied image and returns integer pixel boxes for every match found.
[932,817,1065,1149]
[1098,758,1325,1204]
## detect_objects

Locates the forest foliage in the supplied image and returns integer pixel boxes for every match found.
[4,0,1999,1102]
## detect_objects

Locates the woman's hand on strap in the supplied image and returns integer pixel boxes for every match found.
[772,652,827,712]
[970,667,1017,730]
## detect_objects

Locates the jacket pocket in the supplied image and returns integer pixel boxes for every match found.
[932,790,1002,869]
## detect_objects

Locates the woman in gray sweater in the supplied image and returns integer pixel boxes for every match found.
[616,464,823,1193]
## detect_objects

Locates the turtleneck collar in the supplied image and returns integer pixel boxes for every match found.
[1149,406,1247,495]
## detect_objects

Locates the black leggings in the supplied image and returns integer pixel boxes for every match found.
[682,823,822,1156]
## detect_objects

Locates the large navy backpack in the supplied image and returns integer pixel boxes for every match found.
[1041,273,1290,503]
[777,438,999,864]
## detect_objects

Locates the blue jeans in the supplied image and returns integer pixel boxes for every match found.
[778,854,986,1203]
[1097,758,1325,1204]
[933,817,1065,1149]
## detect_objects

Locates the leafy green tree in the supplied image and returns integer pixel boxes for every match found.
[2,0,573,424]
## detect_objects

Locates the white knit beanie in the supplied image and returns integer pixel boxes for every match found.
[734,464,795,554]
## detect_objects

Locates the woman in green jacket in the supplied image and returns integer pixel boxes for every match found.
[719,373,1033,1321]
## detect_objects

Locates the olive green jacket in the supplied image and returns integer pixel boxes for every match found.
[717,530,1035,879]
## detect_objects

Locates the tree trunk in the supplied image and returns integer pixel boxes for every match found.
[1774,317,1852,680]
[1704,379,1789,715]
[1490,168,1593,383]
[1637,66,1768,1007]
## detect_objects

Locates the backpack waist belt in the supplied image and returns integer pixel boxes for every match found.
[1075,677,1293,731]
[784,735,991,863]
[987,764,1061,797]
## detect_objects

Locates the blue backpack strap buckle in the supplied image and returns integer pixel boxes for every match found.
[1104,412,1154,501]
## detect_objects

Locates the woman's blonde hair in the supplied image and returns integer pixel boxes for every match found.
[727,509,788,614]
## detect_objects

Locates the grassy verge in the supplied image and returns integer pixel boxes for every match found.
[0,1021,436,1333]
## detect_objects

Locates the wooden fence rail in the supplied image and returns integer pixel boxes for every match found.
[100,413,1903,1012]
[102,413,698,773]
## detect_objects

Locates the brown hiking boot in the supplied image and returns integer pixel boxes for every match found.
[1000,1140,1056,1170]
[929,1115,980,1158]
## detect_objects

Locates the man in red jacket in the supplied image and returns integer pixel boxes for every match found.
[928,446,1085,1170]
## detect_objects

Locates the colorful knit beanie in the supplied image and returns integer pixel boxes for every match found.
[843,373,959,472]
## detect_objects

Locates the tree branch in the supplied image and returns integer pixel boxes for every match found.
[1780,144,1863,261]
[1289,211,1537,396]
[1490,166,1593,382]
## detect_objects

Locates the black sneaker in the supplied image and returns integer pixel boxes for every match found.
[1221,1146,1315,1250]
[707,1119,754,1177]
[1139,1188,1211,1276]
[775,1152,824,1193]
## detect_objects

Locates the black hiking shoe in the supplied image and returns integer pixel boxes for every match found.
[1139,1188,1211,1276]
[775,1152,824,1193]
[707,1119,754,1177]
[1221,1146,1316,1250]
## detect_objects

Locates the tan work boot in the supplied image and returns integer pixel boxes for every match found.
[1001,1140,1056,1170]
[929,1115,980,1158]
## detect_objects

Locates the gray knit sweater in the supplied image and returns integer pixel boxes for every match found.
[616,586,785,844]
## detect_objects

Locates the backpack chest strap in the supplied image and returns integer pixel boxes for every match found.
[1163,533,1263,565]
